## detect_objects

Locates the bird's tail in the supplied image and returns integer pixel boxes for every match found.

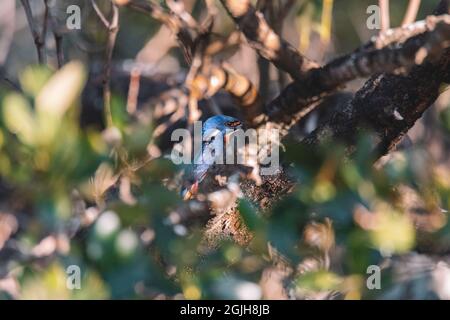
[181,181,199,200]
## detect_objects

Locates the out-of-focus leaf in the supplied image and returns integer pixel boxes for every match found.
[238,199,264,231]
[19,65,53,97]
[311,180,336,203]
[94,211,121,240]
[296,270,343,292]
[2,93,36,145]
[115,229,139,258]
[211,276,262,299]
[370,209,415,255]
[90,163,119,204]
[20,262,109,299]
[439,83,450,95]
[440,105,450,132]
[0,130,4,150]
[111,94,128,128]
[36,61,86,117]
[347,230,378,274]
[31,61,86,145]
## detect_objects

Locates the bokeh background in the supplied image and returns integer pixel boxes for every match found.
[0,0,450,299]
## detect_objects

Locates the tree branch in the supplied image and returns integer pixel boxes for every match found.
[263,14,450,130]
[123,0,195,63]
[44,0,64,68]
[123,0,262,126]
[304,48,450,157]
[219,0,319,81]
[91,0,120,128]
[302,2,450,158]
[20,0,46,64]
[379,0,391,32]
[402,0,421,26]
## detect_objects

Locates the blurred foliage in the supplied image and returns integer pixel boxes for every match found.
[1,62,448,299]
[0,0,449,300]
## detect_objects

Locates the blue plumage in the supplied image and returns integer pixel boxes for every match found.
[182,115,242,200]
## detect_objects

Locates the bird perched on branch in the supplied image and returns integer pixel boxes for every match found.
[181,115,243,200]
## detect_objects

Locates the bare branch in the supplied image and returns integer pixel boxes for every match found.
[307,16,450,90]
[379,0,390,32]
[304,48,450,158]
[90,0,111,28]
[219,0,319,81]
[280,0,296,20]
[53,32,64,69]
[105,3,119,128]
[41,0,49,45]
[209,64,263,127]
[0,68,22,92]
[91,0,120,127]
[166,0,198,30]
[302,3,450,158]
[122,0,194,63]
[0,0,16,66]
[44,0,64,68]
[402,0,421,26]
[263,14,450,130]
[124,0,261,125]
[20,0,46,64]
[126,67,141,114]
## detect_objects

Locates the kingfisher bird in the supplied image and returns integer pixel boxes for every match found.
[181,115,243,200]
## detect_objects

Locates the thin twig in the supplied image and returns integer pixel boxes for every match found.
[20,0,46,64]
[0,69,23,93]
[123,0,194,63]
[53,32,64,68]
[41,0,49,45]
[257,0,272,103]
[219,0,319,81]
[105,4,119,128]
[90,0,111,28]
[166,0,198,30]
[264,14,450,129]
[301,4,450,154]
[0,0,16,65]
[379,0,390,32]
[125,0,262,127]
[320,0,334,45]
[126,67,141,114]
[91,0,120,128]
[402,0,421,26]
[45,0,64,68]
[280,0,296,20]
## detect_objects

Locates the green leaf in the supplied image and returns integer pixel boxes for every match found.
[440,105,450,132]
[439,82,450,95]
[36,61,86,117]
[296,270,343,292]
[34,61,87,145]
[370,210,415,255]
[19,65,53,97]
[238,199,263,231]
[2,93,36,145]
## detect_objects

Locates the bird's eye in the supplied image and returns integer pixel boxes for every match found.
[225,120,241,128]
